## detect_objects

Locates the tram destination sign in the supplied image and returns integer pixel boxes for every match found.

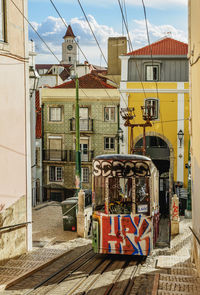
[93,159,150,177]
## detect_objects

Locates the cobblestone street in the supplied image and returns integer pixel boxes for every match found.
[0,203,197,294]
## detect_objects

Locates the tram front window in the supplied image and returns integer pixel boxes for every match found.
[109,177,132,214]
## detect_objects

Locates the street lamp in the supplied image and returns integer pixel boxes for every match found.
[177,129,184,147]
[29,66,39,97]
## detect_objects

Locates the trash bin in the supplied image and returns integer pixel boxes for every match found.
[61,197,78,231]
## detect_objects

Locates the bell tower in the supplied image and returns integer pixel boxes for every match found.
[61,25,77,65]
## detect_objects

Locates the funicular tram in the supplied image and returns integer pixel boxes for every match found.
[92,154,159,256]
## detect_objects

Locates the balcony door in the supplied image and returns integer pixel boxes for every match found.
[49,137,62,160]
[80,107,88,131]
[80,138,89,161]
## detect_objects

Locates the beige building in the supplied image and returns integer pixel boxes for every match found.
[189,0,200,275]
[0,0,32,261]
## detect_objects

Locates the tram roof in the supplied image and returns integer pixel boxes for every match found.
[94,154,151,161]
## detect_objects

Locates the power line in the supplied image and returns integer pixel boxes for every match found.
[141,0,165,137]
[50,0,128,109]
[75,0,129,107]
[49,0,88,63]
[10,0,95,100]
[49,0,116,105]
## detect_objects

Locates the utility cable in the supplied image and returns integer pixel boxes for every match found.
[10,0,94,99]
[50,0,128,113]
[141,0,165,137]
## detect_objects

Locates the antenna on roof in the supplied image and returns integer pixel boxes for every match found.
[166,31,172,38]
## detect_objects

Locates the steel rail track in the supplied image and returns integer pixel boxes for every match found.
[23,248,94,295]
[62,255,146,295]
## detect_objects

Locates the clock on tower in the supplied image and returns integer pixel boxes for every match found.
[67,44,73,51]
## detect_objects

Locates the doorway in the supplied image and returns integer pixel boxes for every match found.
[135,136,171,246]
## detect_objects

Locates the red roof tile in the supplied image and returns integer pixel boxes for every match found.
[127,37,188,56]
[35,90,42,139]
[63,25,75,39]
[53,73,116,89]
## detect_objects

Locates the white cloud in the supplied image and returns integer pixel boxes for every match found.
[30,14,188,65]
[130,19,187,49]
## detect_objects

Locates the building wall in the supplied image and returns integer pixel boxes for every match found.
[188,0,200,275]
[0,196,27,262]
[128,58,188,82]
[107,37,127,76]
[120,82,189,188]
[41,88,120,196]
[0,0,31,261]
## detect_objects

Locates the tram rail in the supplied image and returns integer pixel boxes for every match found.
[4,248,146,295]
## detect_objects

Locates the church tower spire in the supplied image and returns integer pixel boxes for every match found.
[61,25,77,65]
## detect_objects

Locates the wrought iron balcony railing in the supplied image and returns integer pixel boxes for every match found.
[43,149,94,162]
[70,118,94,132]
[68,150,94,162]
[43,150,68,161]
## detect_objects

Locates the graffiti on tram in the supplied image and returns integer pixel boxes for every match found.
[99,214,152,255]
[93,160,150,178]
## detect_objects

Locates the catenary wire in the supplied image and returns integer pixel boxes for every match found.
[141,0,165,137]
[50,0,128,110]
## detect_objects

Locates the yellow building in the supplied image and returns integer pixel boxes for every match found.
[120,37,189,216]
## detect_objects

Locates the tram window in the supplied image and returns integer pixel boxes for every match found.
[94,176,106,212]
[135,177,149,214]
[108,177,132,214]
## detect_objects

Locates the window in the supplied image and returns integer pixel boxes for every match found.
[144,98,159,120]
[80,107,89,130]
[104,137,115,150]
[0,0,5,42]
[49,107,62,121]
[145,65,159,81]
[49,166,62,182]
[104,107,115,122]
[81,167,89,183]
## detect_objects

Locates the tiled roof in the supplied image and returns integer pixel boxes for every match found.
[127,37,188,56]
[35,90,42,139]
[36,64,53,71]
[53,73,116,89]
[63,25,75,39]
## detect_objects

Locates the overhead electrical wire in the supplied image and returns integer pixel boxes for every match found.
[49,0,118,106]
[50,0,129,110]
[10,0,92,100]
[141,0,165,137]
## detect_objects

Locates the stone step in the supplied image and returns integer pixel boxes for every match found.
[158,280,200,293]
[170,267,198,276]
[159,273,200,283]
[158,291,197,295]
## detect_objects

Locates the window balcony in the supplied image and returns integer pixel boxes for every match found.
[68,150,94,162]
[43,150,68,161]
[70,118,94,132]
[43,149,94,162]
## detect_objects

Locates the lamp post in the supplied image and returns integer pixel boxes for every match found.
[73,74,81,194]
[177,129,184,148]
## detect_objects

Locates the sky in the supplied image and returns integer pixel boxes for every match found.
[28,0,188,66]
